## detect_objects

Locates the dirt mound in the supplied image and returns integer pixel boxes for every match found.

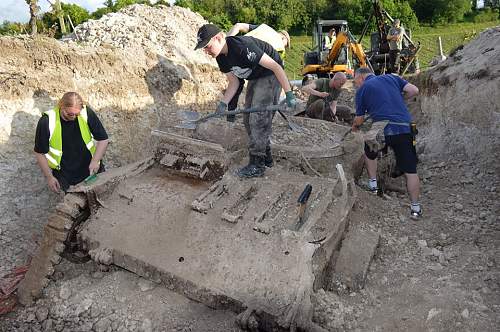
[0,5,225,164]
[68,4,210,65]
[416,26,500,160]
[0,5,225,277]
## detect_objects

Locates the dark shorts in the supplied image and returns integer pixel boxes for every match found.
[364,133,417,174]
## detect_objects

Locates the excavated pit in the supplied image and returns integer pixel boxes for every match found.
[76,121,358,330]
[16,118,360,330]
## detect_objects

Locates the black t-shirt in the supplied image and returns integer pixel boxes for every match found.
[248,24,259,32]
[216,36,283,80]
[34,106,108,185]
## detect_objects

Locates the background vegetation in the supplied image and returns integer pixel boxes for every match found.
[1,0,498,74]
[284,21,498,79]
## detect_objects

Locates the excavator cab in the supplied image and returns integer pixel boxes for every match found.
[313,20,349,63]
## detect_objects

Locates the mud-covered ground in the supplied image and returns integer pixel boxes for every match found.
[0,10,498,331]
[1,134,498,332]
[314,152,499,331]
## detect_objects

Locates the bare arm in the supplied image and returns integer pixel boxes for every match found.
[34,152,60,192]
[227,23,250,37]
[258,53,291,93]
[302,81,329,98]
[352,115,364,132]
[92,139,108,164]
[35,152,53,179]
[329,100,337,117]
[221,73,242,105]
[88,139,109,174]
[396,28,404,41]
[403,82,419,99]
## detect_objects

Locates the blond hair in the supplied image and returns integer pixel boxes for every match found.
[279,30,290,49]
[57,92,84,109]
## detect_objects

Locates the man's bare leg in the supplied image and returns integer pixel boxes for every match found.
[365,154,378,190]
[405,173,420,203]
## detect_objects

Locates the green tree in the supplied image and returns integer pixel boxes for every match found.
[176,0,312,33]
[0,21,25,35]
[114,0,140,11]
[412,0,472,24]
[62,3,90,27]
[92,7,113,19]
[41,2,90,37]
[484,0,500,8]
[235,7,256,23]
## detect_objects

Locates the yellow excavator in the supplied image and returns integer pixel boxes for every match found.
[301,20,373,83]
[302,1,420,82]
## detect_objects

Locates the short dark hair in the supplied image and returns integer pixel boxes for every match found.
[354,67,373,76]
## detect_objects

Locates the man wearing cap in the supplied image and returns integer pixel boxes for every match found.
[195,23,296,178]
[225,23,291,123]
[387,19,405,74]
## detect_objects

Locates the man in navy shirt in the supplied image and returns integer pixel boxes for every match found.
[195,24,296,178]
[352,67,422,219]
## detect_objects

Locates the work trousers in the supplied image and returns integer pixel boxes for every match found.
[389,49,401,74]
[306,100,354,123]
[243,75,281,157]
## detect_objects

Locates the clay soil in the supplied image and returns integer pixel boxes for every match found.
[1,137,498,332]
[0,5,498,331]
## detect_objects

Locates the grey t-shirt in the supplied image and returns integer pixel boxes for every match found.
[388,26,405,50]
[306,78,341,107]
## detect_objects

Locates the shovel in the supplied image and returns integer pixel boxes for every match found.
[177,104,302,132]
[276,109,303,132]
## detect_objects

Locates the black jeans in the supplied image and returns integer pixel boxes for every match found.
[389,49,401,74]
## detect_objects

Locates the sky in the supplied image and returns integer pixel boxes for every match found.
[1,0,105,23]
[1,0,175,23]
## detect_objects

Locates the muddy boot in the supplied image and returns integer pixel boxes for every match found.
[236,155,265,178]
[264,146,273,168]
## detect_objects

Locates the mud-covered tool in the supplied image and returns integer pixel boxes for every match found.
[176,104,302,131]
[295,184,313,231]
[277,109,302,132]
[84,173,98,184]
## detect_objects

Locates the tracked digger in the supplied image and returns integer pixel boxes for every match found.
[359,0,420,75]
[301,0,420,82]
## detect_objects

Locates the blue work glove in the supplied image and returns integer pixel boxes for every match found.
[216,101,227,114]
[285,91,297,108]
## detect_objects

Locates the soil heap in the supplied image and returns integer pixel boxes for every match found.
[416,26,500,160]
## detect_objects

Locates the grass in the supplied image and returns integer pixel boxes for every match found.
[286,21,499,79]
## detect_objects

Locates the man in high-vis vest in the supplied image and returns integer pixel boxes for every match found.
[225,23,291,122]
[34,92,109,193]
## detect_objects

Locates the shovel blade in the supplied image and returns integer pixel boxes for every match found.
[288,121,303,132]
[175,121,197,130]
[177,110,201,121]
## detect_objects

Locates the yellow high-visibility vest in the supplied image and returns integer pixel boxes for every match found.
[44,106,96,170]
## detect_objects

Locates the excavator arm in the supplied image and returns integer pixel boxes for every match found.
[350,42,368,67]
[302,31,371,77]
